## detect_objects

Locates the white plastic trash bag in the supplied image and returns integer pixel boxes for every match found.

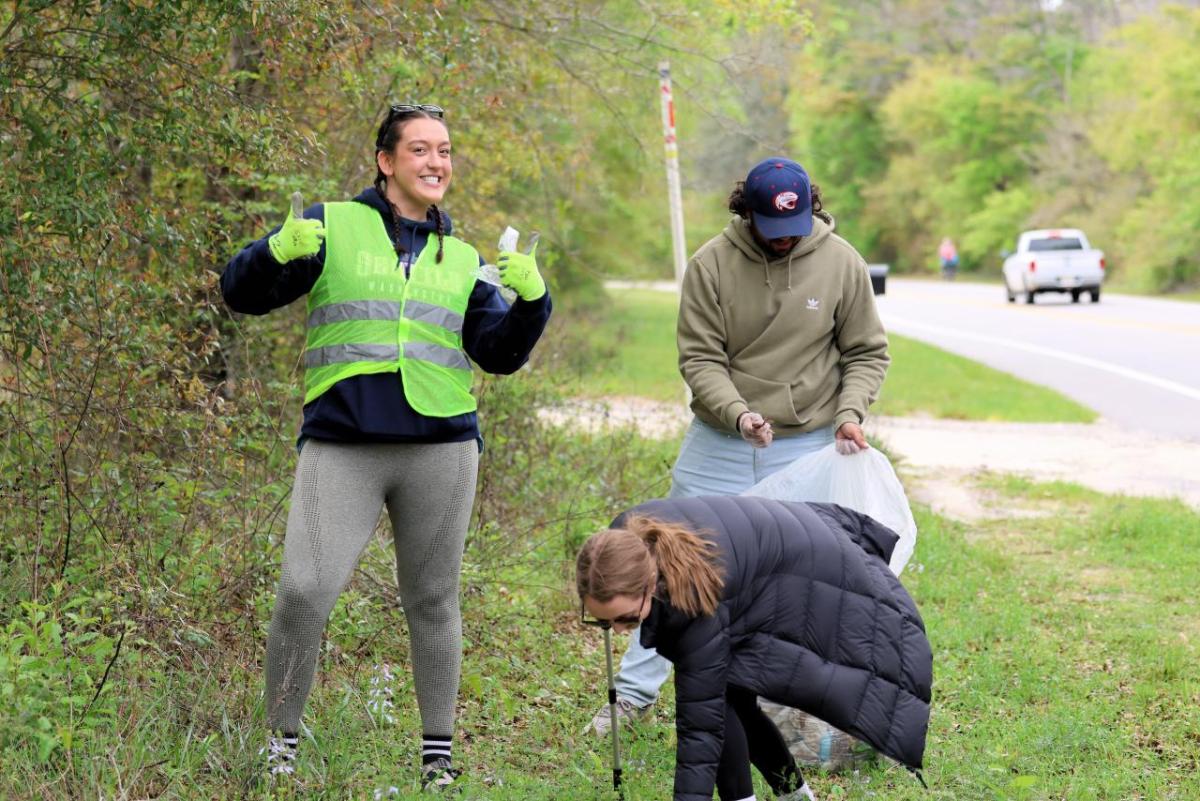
[743,442,917,772]
[743,443,916,575]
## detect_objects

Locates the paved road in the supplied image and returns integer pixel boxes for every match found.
[875,278,1200,441]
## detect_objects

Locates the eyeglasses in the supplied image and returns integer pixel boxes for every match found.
[388,103,445,119]
[581,584,652,629]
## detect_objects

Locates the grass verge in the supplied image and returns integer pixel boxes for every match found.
[571,288,1096,423]
[872,336,1095,422]
[900,474,1200,800]
[7,436,1198,799]
[1104,280,1200,302]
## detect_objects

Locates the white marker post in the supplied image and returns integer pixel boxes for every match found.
[658,61,687,289]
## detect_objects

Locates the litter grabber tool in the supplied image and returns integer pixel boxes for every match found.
[603,624,625,799]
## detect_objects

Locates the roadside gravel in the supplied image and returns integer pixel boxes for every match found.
[538,397,1200,513]
[866,415,1200,515]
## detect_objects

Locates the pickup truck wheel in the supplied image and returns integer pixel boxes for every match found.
[1025,289,1036,304]
[1071,289,1081,303]
[1006,285,1015,303]
[1090,287,1101,303]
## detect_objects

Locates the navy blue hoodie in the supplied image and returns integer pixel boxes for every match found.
[221,187,552,448]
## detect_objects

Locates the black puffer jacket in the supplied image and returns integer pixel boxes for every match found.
[617,496,932,801]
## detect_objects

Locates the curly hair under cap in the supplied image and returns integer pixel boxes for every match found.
[728,180,824,222]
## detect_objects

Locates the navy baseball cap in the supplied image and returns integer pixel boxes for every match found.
[745,158,813,239]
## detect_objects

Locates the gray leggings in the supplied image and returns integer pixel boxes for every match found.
[265,438,479,735]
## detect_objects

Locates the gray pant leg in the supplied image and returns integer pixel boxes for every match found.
[385,440,479,737]
[265,440,387,732]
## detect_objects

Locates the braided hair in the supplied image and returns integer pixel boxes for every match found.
[373,107,448,263]
[429,204,445,263]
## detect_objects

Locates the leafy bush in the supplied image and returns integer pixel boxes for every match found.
[1,590,125,763]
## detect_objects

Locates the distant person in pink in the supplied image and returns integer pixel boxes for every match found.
[938,237,959,279]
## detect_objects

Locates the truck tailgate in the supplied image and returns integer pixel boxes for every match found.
[1032,251,1103,286]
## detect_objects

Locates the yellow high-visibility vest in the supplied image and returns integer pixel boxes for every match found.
[303,201,477,416]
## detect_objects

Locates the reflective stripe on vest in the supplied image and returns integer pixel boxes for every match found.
[302,201,479,415]
[404,341,470,371]
[305,342,399,368]
[307,300,401,328]
[402,299,464,333]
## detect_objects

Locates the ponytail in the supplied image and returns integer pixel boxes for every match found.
[629,516,723,617]
[576,515,724,618]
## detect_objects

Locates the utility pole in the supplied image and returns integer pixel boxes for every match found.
[658,61,693,409]
[658,61,687,288]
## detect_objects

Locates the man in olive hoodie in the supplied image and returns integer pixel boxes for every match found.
[677,157,888,459]
[589,158,890,743]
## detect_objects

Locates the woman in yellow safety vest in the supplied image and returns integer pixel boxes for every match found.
[221,103,552,790]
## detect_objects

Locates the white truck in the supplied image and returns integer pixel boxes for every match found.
[1002,228,1105,304]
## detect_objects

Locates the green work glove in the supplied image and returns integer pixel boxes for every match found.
[267,207,326,264]
[497,242,545,301]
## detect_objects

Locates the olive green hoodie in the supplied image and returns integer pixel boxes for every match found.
[677,213,889,436]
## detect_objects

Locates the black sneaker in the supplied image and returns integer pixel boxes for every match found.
[421,757,462,792]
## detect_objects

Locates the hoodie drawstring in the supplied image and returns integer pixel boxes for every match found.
[762,247,799,290]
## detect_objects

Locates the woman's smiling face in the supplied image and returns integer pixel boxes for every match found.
[378,116,452,219]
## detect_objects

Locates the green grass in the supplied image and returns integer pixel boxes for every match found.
[897,475,1200,800]
[9,446,1199,799]
[5,344,1198,799]
[4,312,1181,801]
[1106,282,1200,303]
[566,289,685,403]
[574,288,1097,423]
[873,335,1097,422]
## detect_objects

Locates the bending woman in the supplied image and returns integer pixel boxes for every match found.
[222,103,552,789]
[577,495,931,801]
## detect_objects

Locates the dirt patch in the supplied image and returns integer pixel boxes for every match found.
[866,416,1200,513]
[537,396,690,440]
[900,469,1049,524]
[540,398,1200,517]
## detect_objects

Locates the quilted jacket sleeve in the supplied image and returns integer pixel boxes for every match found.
[670,614,731,801]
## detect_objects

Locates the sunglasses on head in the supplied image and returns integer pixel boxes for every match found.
[581,583,652,629]
[376,104,447,148]
[388,103,445,119]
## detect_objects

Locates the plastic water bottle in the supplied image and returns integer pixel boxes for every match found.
[497,225,519,254]
[476,262,505,288]
[477,226,522,302]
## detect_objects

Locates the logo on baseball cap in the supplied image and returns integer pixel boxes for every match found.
[745,158,813,239]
